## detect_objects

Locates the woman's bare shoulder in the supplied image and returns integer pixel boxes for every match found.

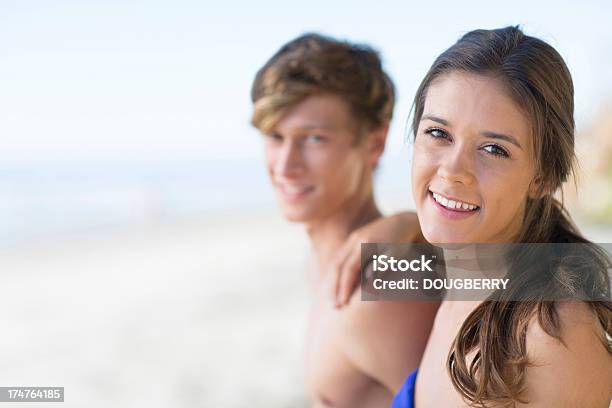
[521,301,612,407]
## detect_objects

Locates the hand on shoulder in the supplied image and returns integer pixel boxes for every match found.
[327,211,423,308]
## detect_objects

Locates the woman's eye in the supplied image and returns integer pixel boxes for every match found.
[425,128,449,140]
[482,144,509,158]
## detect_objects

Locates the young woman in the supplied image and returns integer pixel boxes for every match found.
[331,26,612,407]
[251,33,438,407]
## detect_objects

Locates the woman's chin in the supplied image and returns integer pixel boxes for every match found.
[422,227,474,245]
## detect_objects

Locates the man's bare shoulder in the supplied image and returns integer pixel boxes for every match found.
[341,294,439,335]
[336,292,439,391]
[520,301,612,407]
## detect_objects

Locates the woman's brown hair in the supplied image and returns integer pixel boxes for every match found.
[251,33,395,139]
[411,26,612,406]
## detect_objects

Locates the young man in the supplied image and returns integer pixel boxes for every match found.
[251,34,438,407]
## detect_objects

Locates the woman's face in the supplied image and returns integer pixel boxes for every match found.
[263,93,380,223]
[412,72,538,243]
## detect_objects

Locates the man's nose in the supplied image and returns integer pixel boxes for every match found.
[275,140,305,178]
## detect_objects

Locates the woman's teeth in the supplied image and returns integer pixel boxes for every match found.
[432,192,478,211]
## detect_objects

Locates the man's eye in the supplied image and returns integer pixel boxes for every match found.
[482,144,509,158]
[425,128,449,139]
[306,134,326,143]
[266,133,283,142]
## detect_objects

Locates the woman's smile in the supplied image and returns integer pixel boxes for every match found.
[428,190,480,220]
[412,72,534,244]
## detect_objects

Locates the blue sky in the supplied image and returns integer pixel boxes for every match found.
[1,0,611,161]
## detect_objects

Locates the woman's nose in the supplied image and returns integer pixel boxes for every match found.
[436,143,476,186]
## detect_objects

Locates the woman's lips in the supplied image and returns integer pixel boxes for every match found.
[428,190,480,220]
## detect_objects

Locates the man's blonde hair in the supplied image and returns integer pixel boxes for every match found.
[250,33,395,140]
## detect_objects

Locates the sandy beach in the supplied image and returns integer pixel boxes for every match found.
[0,211,310,407]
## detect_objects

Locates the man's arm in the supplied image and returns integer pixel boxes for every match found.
[338,296,439,392]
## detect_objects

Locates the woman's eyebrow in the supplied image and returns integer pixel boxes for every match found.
[421,114,449,126]
[480,131,523,150]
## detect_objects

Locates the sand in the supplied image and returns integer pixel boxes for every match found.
[0,211,310,407]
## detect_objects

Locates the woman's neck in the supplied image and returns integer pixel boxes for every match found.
[440,244,510,301]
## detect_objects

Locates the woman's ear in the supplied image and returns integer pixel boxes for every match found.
[367,122,389,167]
[528,175,548,199]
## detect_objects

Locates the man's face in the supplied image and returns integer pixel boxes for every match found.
[263,94,376,223]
